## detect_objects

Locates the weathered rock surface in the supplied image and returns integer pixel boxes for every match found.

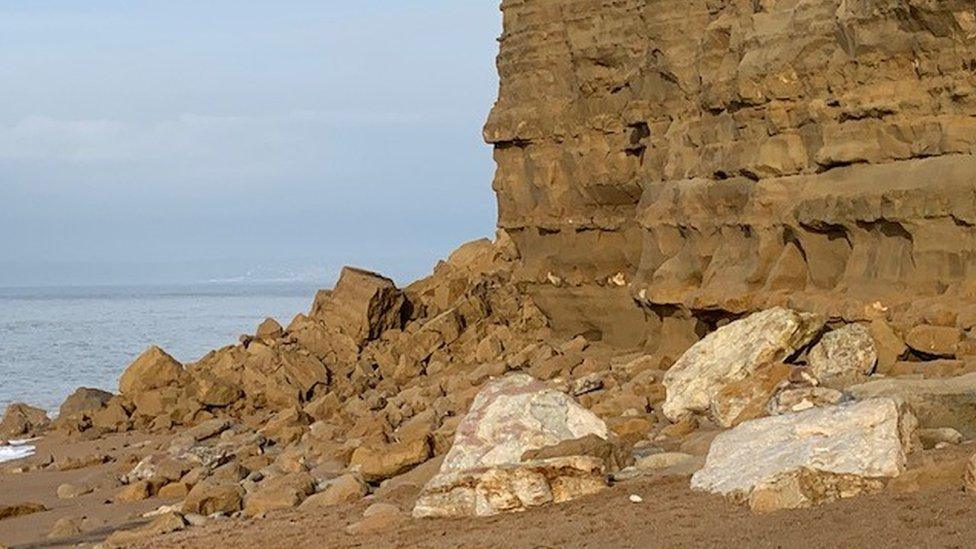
[663,308,823,422]
[413,374,611,517]
[847,374,976,438]
[488,0,976,345]
[58,387,113,418]
[808,324,877,387]
[0,403,50,439]
[310,267,408,345]
[119,346,185,395]
[691,398,918,510]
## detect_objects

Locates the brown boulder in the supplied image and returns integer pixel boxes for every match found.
[256,317,284,340]
[91,399,131,432]
[183,478,245,516]
[119,346,185,395]
[58,387,113,418]
[243,472,316,517]
[350,436,431,483]
[0,403,50,438]
[311,267,408,345]
[300,473,368,508]
[905,325,963,358]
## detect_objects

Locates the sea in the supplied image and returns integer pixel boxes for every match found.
[0,282,321,461]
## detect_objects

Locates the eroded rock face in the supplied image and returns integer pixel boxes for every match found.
[691,398,918,510]
[487,0,976,345]
[662,308,824,423]
[413,373,610,518]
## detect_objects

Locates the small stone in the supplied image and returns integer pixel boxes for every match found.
[48,517,83,539]
[115,480,152,502]
[628,494,643,503]
[918,427,964,449]
[57,482,93,499]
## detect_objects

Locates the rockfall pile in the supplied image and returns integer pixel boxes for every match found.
[5,1,976,546]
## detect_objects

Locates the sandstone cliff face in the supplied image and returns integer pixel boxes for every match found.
[486,0,976,346]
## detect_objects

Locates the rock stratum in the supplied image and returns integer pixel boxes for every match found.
[3,1,976,547]
[487,0,976,348]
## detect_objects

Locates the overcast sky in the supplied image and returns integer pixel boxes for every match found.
[0,2,501,287]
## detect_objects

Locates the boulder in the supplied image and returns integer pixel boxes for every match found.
[119,346,185,395]
[300,474,368,508]
[91,400,130,432]
[58,387,113,418]
[662,308,824,422]
[255,317,284,340]
[243,473,316,517]
[807,324,877,387]
[350,436,431,483]
[413,373,610,518]
[691,398,918,511]
[905,325,963,357]
[869,319,907,375]
[0,403,50,438]
[311,267,408,345]
[846,373,976,438]
[182,478,245,516]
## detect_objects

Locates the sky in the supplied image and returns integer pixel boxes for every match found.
[0,2,502,287]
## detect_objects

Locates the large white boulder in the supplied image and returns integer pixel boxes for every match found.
[413,373,610,518]
[691,398,918,511]
[662,307,824,422]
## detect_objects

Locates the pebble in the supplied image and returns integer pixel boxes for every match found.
[629,494,643,503]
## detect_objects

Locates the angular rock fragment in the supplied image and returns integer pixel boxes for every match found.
[0,403,50,439]
[662,308,824,422]
[807,324,877,387]
[691,398,917,511]
[119,346,186,395]
[58,387,113,418]
[311,267,408,345]
[413,373,610,518]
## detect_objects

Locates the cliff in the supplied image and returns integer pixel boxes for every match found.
[486,0,976,348]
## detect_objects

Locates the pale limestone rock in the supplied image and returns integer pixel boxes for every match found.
[748,468,886,513]
[807,324,877,387]
[846,373,976,438]
[413,373,609,518]
[691,398,917,505]
[662,308,824,422]
[414,455,607,518]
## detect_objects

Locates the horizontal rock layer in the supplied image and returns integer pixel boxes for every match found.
[486,0,976,343]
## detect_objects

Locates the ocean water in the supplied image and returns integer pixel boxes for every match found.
[0,283,321,415]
